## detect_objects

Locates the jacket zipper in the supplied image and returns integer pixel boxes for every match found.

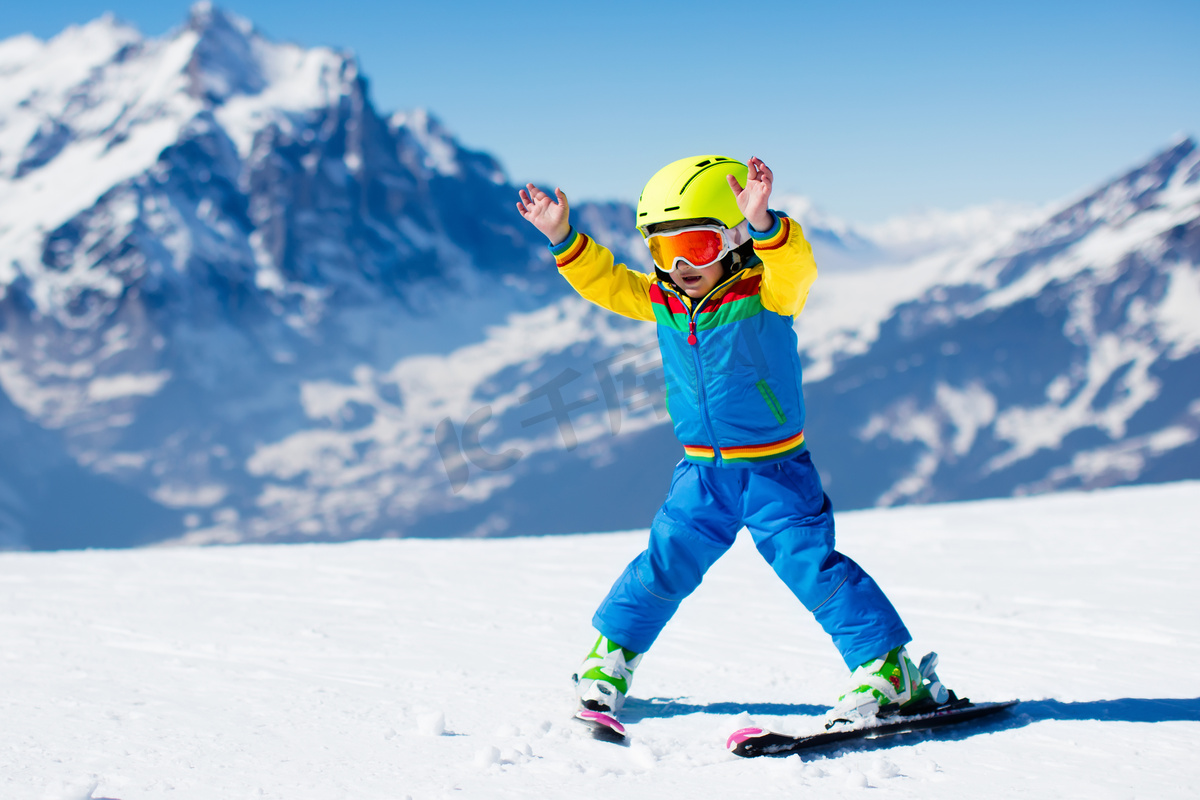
[666,270,746,466]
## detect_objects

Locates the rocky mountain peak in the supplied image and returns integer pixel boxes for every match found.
[182,3,266,103]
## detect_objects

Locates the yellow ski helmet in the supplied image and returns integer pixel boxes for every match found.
[636,155,748,237]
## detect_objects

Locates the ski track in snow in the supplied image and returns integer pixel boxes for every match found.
[2,482,1198,799]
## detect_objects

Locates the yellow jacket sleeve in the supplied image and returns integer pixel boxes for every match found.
[549,229,656,322]
[750,213,818,317]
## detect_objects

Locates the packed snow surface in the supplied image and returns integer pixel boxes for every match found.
[3,482,1198,799]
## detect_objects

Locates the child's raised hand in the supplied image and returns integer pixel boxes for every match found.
[726,157,775,232]
[517,184,572,245]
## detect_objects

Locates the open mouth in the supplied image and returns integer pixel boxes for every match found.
[680,274,702,286]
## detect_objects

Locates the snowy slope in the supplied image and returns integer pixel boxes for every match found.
[2,481,1198,799]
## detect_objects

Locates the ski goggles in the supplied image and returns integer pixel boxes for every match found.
[645,223,747,272]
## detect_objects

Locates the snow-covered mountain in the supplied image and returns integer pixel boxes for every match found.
[0,5,641,549]
[0,6,1197,549]
[304,136,1198,542]
[798,137,1200,508]
[777,195,1049,272]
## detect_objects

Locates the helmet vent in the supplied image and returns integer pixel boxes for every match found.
[678,161,737,195]
[663,206,680,212]
[695,159,711,167]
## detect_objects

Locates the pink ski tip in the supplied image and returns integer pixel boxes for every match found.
[726,727,765,750]
[577,709,626,734]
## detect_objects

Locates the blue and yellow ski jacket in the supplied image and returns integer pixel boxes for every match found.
[550,212,817,467]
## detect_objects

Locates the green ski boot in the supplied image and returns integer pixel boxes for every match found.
[825,646,949,729]
[572,634,642,716]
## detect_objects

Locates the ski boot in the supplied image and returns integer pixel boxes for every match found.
[824,647,950,730]
[571,634,642,740]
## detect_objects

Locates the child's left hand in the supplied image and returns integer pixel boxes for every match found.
[726,157,775,232]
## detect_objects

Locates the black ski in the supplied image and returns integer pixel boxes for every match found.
[727,696,1019,757]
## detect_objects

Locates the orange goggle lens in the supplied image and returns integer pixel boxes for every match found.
[646,227,729,272]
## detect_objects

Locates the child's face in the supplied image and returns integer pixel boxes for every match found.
[673,262,724,298]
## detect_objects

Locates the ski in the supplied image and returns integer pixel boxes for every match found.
[726,696,1019,757]
[574,707,627,744]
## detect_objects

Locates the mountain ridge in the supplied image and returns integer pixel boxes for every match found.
[0,6,1196,549]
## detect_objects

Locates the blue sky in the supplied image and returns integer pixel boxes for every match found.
[4,1,1198,222]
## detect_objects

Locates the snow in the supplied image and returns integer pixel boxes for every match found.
[787,200,1054,383]
[0,7,357,311]
[773,193,1046,274]
[0,1,1194,547]
[1024,419,1200,492]
[988,333,1163,472]
[861,202,1048,256]
[236,295,663,541]
[859,382,1002,506]
[1,25,191,203]
[2,481,1197,799]
[214,41,354,158]
[794,258,947,381]
[1157,262,1200,359]
[390,109,465,178]
[85,373,172,403]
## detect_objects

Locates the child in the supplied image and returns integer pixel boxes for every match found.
[516,155,947,731]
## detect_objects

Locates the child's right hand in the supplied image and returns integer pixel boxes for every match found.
[517,184,572,246]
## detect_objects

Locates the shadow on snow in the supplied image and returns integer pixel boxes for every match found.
[623,698,829,722]
[621,696,1200,756]
[626,696,1199,725]
[1013,697,1200,724]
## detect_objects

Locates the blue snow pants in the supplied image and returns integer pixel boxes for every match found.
[592,451,911,669]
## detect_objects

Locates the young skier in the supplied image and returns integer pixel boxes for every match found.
[516,155,947,733]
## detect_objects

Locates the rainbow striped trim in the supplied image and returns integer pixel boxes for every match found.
[683,430,807,466]
[649,271,767,332]
[750,214,790,251]
[649,283,690,315]
[696,273,761,310]
[549,228,588,268]
[720,430,806,464]
[694,274,764,330]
